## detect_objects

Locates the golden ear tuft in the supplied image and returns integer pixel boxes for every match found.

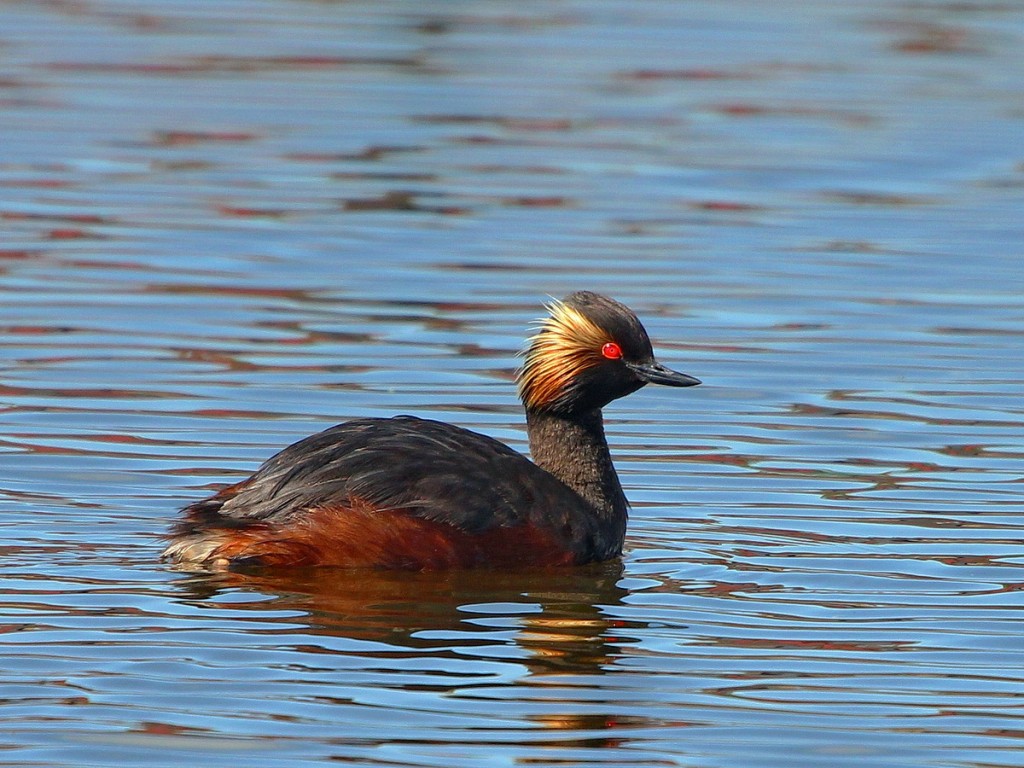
[517,297,613,411]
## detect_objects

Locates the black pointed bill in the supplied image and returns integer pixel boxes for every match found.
[626,361,701,387]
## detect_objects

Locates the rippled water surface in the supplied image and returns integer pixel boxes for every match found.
[3,2,1024,766]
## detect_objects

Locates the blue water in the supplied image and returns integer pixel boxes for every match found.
[2,2,1023,766]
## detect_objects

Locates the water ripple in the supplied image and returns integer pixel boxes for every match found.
[2,1,1023,767]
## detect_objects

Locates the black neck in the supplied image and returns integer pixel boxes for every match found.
[525,408,628,533]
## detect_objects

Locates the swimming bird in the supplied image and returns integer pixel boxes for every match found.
[162,291,700,570]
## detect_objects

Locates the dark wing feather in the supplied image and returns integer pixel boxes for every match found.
[207,416,585,533]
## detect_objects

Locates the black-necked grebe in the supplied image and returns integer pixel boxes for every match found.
[162,291,700,570]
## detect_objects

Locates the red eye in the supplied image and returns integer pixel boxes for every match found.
[601,342,623,360]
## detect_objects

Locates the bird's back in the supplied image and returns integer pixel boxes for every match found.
[163,416,617,569]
